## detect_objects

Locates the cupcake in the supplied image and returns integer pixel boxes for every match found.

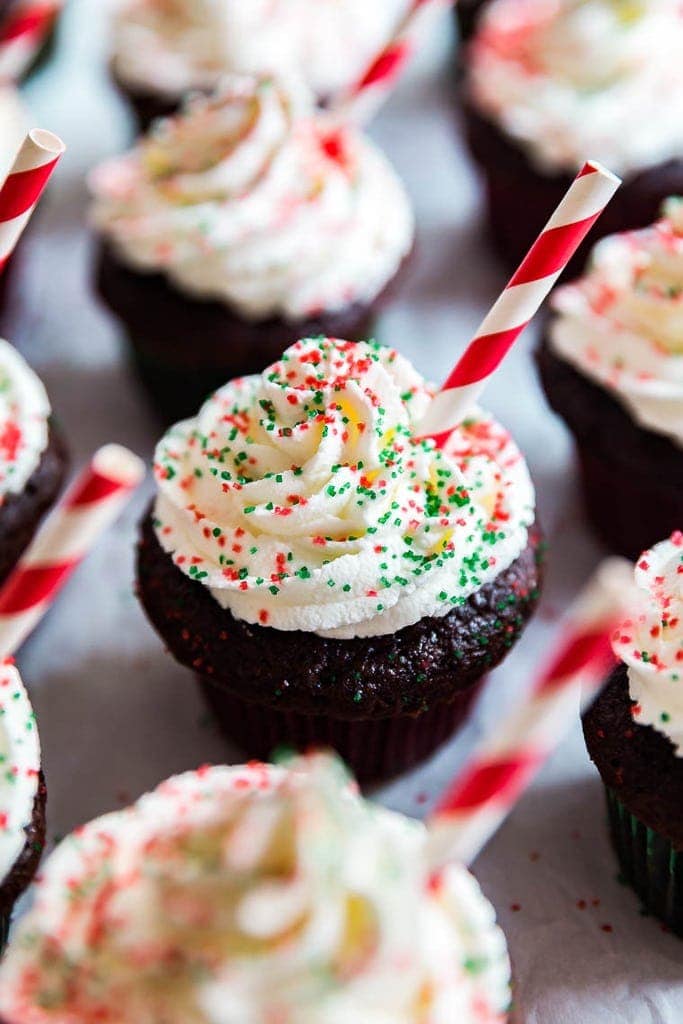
[583,532,683,934]
[0,753,512,1022]
[91,75,415,424]
[538,198,683,559]
[0,339,67,584]
[0,660,45,950]
[137,336,542,783]
[111,0,411,131]
[463,0,683,272]
[457,0,489,42]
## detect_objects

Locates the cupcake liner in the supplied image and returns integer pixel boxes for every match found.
[197,674,485,785]
[605,787,683,936]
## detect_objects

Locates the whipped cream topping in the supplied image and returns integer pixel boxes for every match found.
[152,337,535,638]
[112,0,409,102]
[467,0,683,175]
[613,533,683,754]
[91,75,414,321]
[0,755,511,1023]
[549,199,683,446]
[0,340,51,502]
[0,661,41,890]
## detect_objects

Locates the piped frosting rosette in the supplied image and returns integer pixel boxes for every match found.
[549,198,683,446]
[90,74,414,321]
[0,753,511,1023]
[468,0,683,175]
[0,339,51,502]
[0,660,41,892]
[152,337,535,639]
[112,0,409,102]
[612,532,683,753]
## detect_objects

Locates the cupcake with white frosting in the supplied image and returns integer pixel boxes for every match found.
[137,335,541,782]
[583,532,683,935]
[0,339,67,583]
[462,0,683,270]
[111,0,411,130]
[0,753,512,1022]
[538,197,683,557]
[91,75,415,422]
[0,661,45,950]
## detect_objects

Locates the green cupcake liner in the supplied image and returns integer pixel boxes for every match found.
[606,787,683,935]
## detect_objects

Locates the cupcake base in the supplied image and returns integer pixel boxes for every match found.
[457,0,490,42]
[0,772,46,949]
[462,100,683,276]
[537,336,683,559]
[96,243,412,424]
[583,664,683,933]
[137,513,543,783]
[112,70,183,132]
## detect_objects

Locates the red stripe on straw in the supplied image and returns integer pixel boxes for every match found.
[68,470,129,507]
[357,40,410,89]
[0,563,75,615]
[437,754,543,814]
[535,628,614,697]
[0,6,55,44]
[508,213,605,287]
[0,158,60,222]
[442,326,521,390]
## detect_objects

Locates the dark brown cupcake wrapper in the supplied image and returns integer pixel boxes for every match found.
[0,912,9,952]
[197,674,485,785]
[606,787,683,936]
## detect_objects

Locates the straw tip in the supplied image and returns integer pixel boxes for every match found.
[583,159,622,188]
[28,128,66,158]
[93,444,145,489]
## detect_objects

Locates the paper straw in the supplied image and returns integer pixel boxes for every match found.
[0,128,65,274]
[331,0,453,123]
[0,445,145,658]
[426,557,636,868]
[0,2,61,82]
[417,161,621,444]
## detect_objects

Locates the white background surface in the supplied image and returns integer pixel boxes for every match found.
[5,3,683,1020]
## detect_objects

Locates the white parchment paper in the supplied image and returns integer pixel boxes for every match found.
[5,3,682,1021]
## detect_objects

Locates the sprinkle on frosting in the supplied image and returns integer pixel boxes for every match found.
[0,340,51,503]
[467,0,683,175]
[0,659,41,889]
[549,198,683,447]
[111,0,410,102]
[152,337,535,638]
[0,754,511,1023]
[613,532,683,753]
[89,75,414,321]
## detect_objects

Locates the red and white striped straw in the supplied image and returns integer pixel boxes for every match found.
[426,557,636,868]
[418,161,621,445]
[331,0,453,123]
[0,127,64,275]
[0,445,144,658]
[0,2,61,83]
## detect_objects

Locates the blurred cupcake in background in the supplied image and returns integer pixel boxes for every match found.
[0,661,45,950]
[462,0,683,272]
[0,753,512,1021]
[457,0,490,42]
[91,75,415,423]
[137,336,541,783]
[583,533,683,935]
[111,0,411,130]
[538,198,683,559]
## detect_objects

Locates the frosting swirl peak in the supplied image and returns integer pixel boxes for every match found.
[153,338,535,638]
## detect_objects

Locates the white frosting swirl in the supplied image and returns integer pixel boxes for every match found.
[0,755,510,1023]
[152,337,535,638]
[112,0,409,102]
[90,76,414,321]
[612,533,683,753]
[549,199,683,446]
[0,340,51,502]
[467,0,683,175]
[0,662,41,889]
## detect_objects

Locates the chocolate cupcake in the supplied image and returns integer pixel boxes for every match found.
[538,198,683,559]
[0,339,67,584]
[137,336,542,782]
[111,0,411,131]
[457,0,489,42]
[0,660,45,949]
[462,0,683,272]
[0,753,512,1021]
[583,533,683,934]
[91,75,415,424]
